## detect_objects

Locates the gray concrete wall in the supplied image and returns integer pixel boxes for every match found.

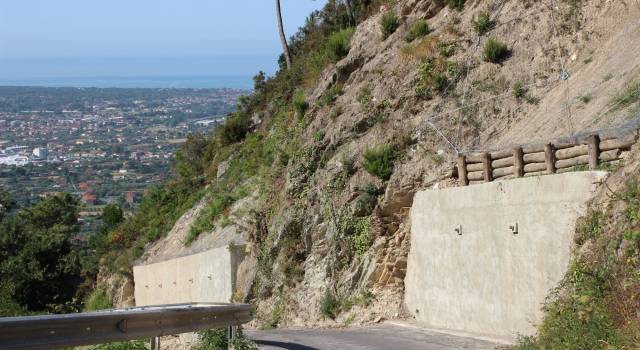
[404,172,607,341]
[133,245,244,306]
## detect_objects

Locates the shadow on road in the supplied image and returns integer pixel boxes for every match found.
[254,339,320,350]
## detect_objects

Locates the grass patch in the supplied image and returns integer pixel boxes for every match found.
[578,93,593,104]
[195,328,257,350]
[325,28,356,62]
[610,81,640,111]
[88,340,148,350]
[320,289,373,319]
[292,90,308,118]
[483,38,510,63]
[415,57,458,99]
[84,288,112,311]
[380,11,399,40]
[405,20,430,42]
[472,11,495,34]
[447,0,466,10]
[319,84,344,107]
[362,144,398,180]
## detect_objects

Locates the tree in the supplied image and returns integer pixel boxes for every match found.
[276,0,292,69]
[101,204,124,229]
[0,187,15,220]
[344,0,355,25]
[0,193,83,315]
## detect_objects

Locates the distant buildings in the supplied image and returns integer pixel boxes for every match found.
[32,147,48,160]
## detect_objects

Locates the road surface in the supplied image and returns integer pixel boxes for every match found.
[245,322,502,350]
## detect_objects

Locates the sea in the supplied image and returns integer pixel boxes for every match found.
[0,75,253,90]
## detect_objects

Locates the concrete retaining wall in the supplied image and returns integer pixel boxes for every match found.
[404,171,607,341]
[133,245,244,306]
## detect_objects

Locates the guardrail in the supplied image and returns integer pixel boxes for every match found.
[0,303,253,350]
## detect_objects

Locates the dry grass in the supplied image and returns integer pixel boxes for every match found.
[400,35,440,62]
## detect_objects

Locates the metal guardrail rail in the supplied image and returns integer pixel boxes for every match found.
[0,302,253,350]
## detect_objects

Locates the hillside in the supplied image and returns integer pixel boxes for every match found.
[94,0,640,348]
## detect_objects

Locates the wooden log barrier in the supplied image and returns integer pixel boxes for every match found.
[523,152,545,163]
[491,157,513,169]
[555,145,588,160]
[556,155,589,169]
[600,137,636,152]
[457,154,469,186]
[467,162,483,172]
[467,171,484,181]
[544,143,557,174]
[490,149,512,160]
[588,134,601,170]
[524,162,547,173]
[513,147,524,177]
[482,153,493,182]
[493,166,514,178]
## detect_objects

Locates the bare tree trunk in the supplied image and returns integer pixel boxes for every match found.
[275,0,292,69]
[344,0,355,25]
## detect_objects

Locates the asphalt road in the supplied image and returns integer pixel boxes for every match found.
[245,322,502,350]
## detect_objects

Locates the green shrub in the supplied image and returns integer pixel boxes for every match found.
[380,11,399,39]
[483,38,510,63]
[436,40,456,57]
[414,57,457,98]
[362,144,397,180]
[405,20,429,42]
[292,90,308,118]
[219,114,250,145]
[325,28,355,62]
[513,82,527,99]
[319,85,343,106]
[447,0,465,10]
[472,11,494,34]
[85,288,112,311]
[357,85,373,108]
[320,290,341,319]
[194,328,257,350]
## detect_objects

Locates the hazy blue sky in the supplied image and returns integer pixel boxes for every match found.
[0,0,328,81]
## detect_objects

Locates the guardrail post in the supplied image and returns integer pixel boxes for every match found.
[512,147,524,177]
[482,152,493,182]
[228,326,237,350]
[150,336,160,350]
[587,134,600,170]
[544,143,556,174]
[457,154,469,186]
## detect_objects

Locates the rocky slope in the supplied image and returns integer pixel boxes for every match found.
[110,0,640,341]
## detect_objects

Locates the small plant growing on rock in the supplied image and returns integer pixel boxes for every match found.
[380,11,399,40]
[405,20,430,42]
[325,28,355,62]
[472,11,495,35]
[512,82,527,99]
[483,38,510,63]
[292,90,308,118]
[447,0,466,10]
[362,144,397,180]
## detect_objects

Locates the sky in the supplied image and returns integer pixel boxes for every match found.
[0,0,328,82]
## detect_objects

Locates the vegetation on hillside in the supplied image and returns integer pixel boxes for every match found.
[513,180,640,349]
[0,193,86,316]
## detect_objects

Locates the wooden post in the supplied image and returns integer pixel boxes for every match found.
[587,134,600,170]
[513,147,524,177]
[544,143,556,174]
[457,154,469,186]
[482,152,493,182]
